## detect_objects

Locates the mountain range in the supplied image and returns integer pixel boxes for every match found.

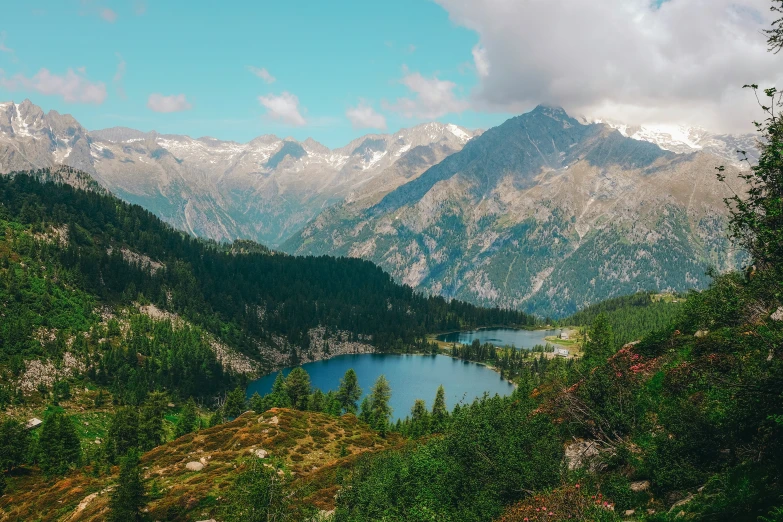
[285,106,748,316]
[0,100,751,316]
[0,100,478,245]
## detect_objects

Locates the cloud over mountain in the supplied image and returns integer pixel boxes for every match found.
[147,93,192,113]
[259,91,306,126]
[436,0,783,132]
[346,101,387,130]
[0,68,107,104]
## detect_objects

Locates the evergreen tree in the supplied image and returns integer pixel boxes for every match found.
[284,367,311,410]
[0,418,29,472]
[107,407,140,462]
[37,410,81,476]
[309,389,326,412]
[108,449,146,522]
[249,392,267,414]
[175,398,199,437]
[583,312,615,369]
[359,396,372,424]
[410,399,429,437]
[324,390,343,416]
[209,408,224,427]
[220,459,297,522]
[431,385,448,432]
[369,375,392,435]
[138,392,167,451]
[223,386,246,419]
[336,368,362,414]
[269,372,291,408]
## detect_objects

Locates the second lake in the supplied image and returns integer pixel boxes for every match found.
[437,328,561,349]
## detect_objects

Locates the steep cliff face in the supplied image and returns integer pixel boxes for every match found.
[285,106,747,317]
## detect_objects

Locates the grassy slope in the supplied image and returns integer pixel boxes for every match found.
[0,408,400,521]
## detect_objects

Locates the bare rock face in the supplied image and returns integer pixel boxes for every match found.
[771,307,783,322]
[564,440,600,471]
[285,106,749,317]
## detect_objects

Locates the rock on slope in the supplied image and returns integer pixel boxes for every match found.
[284,106,747,317]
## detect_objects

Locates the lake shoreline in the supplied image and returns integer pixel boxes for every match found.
[246,352,515,420]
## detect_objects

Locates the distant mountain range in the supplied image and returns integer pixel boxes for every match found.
[0,100,751,316]
[0,99,479,246]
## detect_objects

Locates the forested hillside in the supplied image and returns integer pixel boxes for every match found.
[563,292,684,347]
[0,169,535,374]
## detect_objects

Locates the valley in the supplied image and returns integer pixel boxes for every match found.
[0,100,753,317]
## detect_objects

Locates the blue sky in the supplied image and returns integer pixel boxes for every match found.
[0,1,514,147]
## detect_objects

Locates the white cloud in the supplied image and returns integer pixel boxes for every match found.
[147,93,192,113]
[100,8,117,22]
[134,1,147,15]
[435,0,783,132]
[0,32,14,55]
[385,70,470,119]
[247,66,276,84]
[258,92,306,126]
[0,68,107,104]
[113,53,126,99]
[472,45,489,78]
[346,101,387,130]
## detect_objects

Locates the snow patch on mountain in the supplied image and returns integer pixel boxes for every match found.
[594,119,757,166]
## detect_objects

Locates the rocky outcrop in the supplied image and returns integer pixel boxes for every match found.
[19,352,85,393]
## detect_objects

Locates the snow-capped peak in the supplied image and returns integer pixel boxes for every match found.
[594,118,757,166]
[446,123,472,143]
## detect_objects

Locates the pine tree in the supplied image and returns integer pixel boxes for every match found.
[336,368,362,414]
[108,449,146,522]
[431,385,448,432]
[359,396,372,423]
[209,408,224,427]
[106,407,140,462]
[369,375,392,435]
[175,398,199,437]
[309,389,326,412]
[583,313,615,369]
[249,392,267,414]
[0,418,29,472]
[284,367,311,410]
[37,410,81,476]
[224,386,246,419]
[269,372,291,408]
[138,392,167,451]
[410,399,429,437]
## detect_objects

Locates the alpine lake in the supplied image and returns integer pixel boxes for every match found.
[246,328,560,421]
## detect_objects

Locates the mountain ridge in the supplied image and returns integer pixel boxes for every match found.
[284,105,748,317]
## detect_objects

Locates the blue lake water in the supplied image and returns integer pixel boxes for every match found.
[437,328,560,349]
[246,354,514,421]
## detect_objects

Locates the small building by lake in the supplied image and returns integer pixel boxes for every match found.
[554,347,570,358]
